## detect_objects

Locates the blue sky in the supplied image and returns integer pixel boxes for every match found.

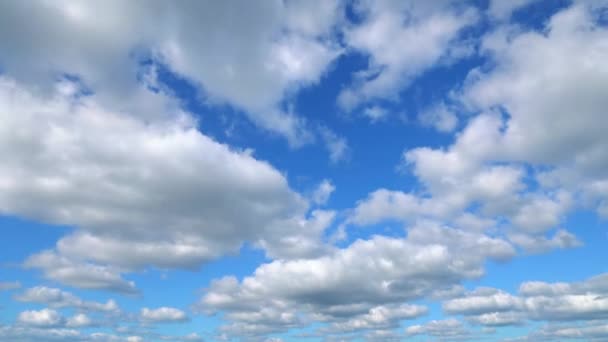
[1,0,608,341]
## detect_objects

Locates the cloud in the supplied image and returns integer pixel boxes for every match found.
[0,1,343,145]
[338,1,478,111]
[199,221,513,338]
[23,251,137,294]
[318,125,350,164]
[459,2,608,216]
[0,326,81,341]
[140,307,188,323]
[442,273,608,326]
[487,0,540,20]
[17,308,64,327]
[418,102,459,132]
[65,314,93,328]
[320,304,428,334]
[0,75,338,288]
[15,286,119,312]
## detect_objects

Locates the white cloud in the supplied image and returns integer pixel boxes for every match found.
[418,102,459,132]
[338,1,478,111]
[443,287,523,316]
[15,286,119,312]
[320,304,428,334]
[17,308,63,327]
[23,251,137,294]
[406,318,468,338]
[442,273,608,327]
[0,326,80,341]
[311,179,336,205]
[66,314,93,328]
[523,321,608,341]
[362,106,388,123]
[0,75,338,288]
[508,229,583,254]
[459,2,608,216]
[140,307,188,323]
[0,1,343,145]
[199,222,513,338]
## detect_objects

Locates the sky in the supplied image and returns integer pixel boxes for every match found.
[0,0,608,341]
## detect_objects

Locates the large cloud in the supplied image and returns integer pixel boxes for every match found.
[459,2,608,216]
[15,286,119,313]
[198,221,513,338]
[0,75,335,290]
[348,0,608,252]
[0,1,343,145]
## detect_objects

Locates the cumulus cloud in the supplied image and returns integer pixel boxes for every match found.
[0,326,81,341]
[338,0,478,111]
[406,318,469,338]
[0,75,338,290]
[23,251,137,294]
[442,273,608,326]
[418,102,459,132]
[459,2,608,216]
[17,308,64,327]
[140,307,188,323]
[199,221,513,338]
[65,314,94,328]
[0,1,344,145]
[15,286,119,312]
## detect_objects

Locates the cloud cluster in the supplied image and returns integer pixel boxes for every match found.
[0,0,607,341]
[15,286,119,312]
[0,75,336,291]
[443,273,608,327]
[0,1,345,145]
[199,221,513,338]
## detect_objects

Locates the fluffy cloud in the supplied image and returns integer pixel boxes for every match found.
[311,179,336,205]
[338,0,478,111]
[23,251,137,294]
[350,1,608,266]
[442,273,608,326]
[15,286,119,312]
[517,321,608,341]
[320,304,428,334]
[405,318,468,338]
[487,0,540,20]
[199,221,513,338]
[318,125,350,164]
[0,1,343,145]
[418,102,459,132]
[459,2,608,216]
[140,307,188,323]
[0,75,338,290]
[65,314,93,328]
[17,309,63,327]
